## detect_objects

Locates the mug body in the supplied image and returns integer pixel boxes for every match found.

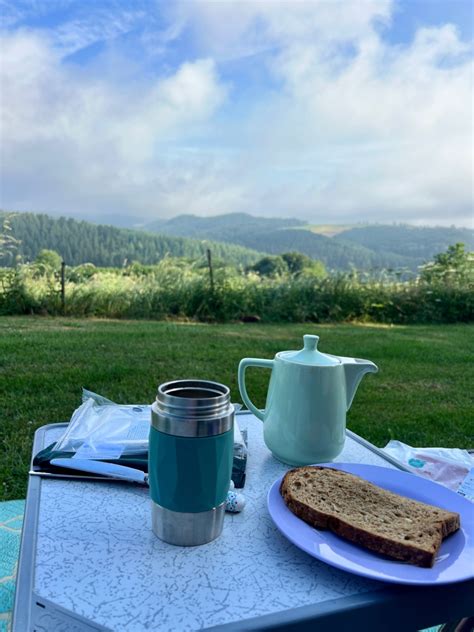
[149,380,234,546]
[263,360,346,465]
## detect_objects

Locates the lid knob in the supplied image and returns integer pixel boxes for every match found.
[303,335,319,351]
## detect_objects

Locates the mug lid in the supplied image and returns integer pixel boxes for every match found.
[278,335,340,366]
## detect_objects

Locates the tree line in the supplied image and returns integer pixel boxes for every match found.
[0,212,261,268]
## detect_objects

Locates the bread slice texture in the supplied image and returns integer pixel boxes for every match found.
[280,466,460,568]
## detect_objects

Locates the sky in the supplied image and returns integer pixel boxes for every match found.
[0,0,473,227]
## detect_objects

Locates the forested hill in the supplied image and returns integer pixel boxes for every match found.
[145,213,473,272]
[146,213,305,239]
[3,210,472,272]
[0,212,262,267]
[144,213,404,270]
[332,225,474,261]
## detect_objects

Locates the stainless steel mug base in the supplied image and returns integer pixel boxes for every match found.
[151,501,225,546]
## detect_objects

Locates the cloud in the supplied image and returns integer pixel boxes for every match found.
[49,10,146,57]
[0,30,228,216]
[169,2,473,226]
[246,22,473,225]
[168,0,392,61]
[0,1,472,226]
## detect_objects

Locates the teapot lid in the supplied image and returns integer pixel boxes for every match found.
[279,335,340,366]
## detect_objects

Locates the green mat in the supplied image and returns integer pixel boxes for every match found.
[0,500,24,632]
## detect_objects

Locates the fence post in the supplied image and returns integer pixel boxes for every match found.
[206,249,214,292]
[60,260,65,314]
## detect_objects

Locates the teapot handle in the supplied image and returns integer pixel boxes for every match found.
[238,358,274,421]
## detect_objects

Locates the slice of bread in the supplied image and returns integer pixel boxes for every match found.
[280,466,460,567]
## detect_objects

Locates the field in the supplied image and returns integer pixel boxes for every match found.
[305,224,356,237]
[1,317,473,501]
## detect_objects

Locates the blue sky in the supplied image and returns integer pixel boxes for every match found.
[0,0,472,226]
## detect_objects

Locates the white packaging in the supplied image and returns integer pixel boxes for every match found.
[383,440,474,493]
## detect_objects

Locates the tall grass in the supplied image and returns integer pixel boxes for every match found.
[0,259,472,324]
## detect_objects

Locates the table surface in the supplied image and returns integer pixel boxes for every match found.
[13,413,474,632]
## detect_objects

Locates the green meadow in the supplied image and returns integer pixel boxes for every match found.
[0,317,472,501]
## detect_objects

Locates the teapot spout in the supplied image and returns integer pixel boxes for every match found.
[338,356,378,411]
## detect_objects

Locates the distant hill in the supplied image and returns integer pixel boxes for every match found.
[144,213,386,270]
[239,228,409,270]
[144,213,473,271]
[333,225,474,262]
[145,213,305,241]
[0,212,262,267]
[3,210,472,272]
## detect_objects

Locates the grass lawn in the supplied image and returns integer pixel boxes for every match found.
[0,316,473,501]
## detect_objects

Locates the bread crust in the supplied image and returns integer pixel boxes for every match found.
[280,466,460,568]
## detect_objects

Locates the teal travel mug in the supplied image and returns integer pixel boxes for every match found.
[149,380,234,546]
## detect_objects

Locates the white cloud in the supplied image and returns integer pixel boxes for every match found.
[0,1,149,50]
[0,30,228,216]
[253,22,473,226]
[169,2,473,226]
[169,0,392,61]
[49,10,146,57]
[0,1,473,227]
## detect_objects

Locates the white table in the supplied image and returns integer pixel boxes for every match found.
[13,412,474,631]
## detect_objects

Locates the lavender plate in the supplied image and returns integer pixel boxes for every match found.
[267,463,474,585]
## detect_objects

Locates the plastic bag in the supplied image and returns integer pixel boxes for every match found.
[54,390,151,459]
[53,390,247,479]
[383,440,474,492]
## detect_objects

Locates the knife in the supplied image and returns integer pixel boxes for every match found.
[47,458,245,512]
[51,458,149,485]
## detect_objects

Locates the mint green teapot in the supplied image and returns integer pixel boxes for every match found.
[238,334,378,465]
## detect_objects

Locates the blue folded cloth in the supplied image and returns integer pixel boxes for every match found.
[0,500,25,630]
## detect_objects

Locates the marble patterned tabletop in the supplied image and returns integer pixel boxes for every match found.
[33,414,398,631]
